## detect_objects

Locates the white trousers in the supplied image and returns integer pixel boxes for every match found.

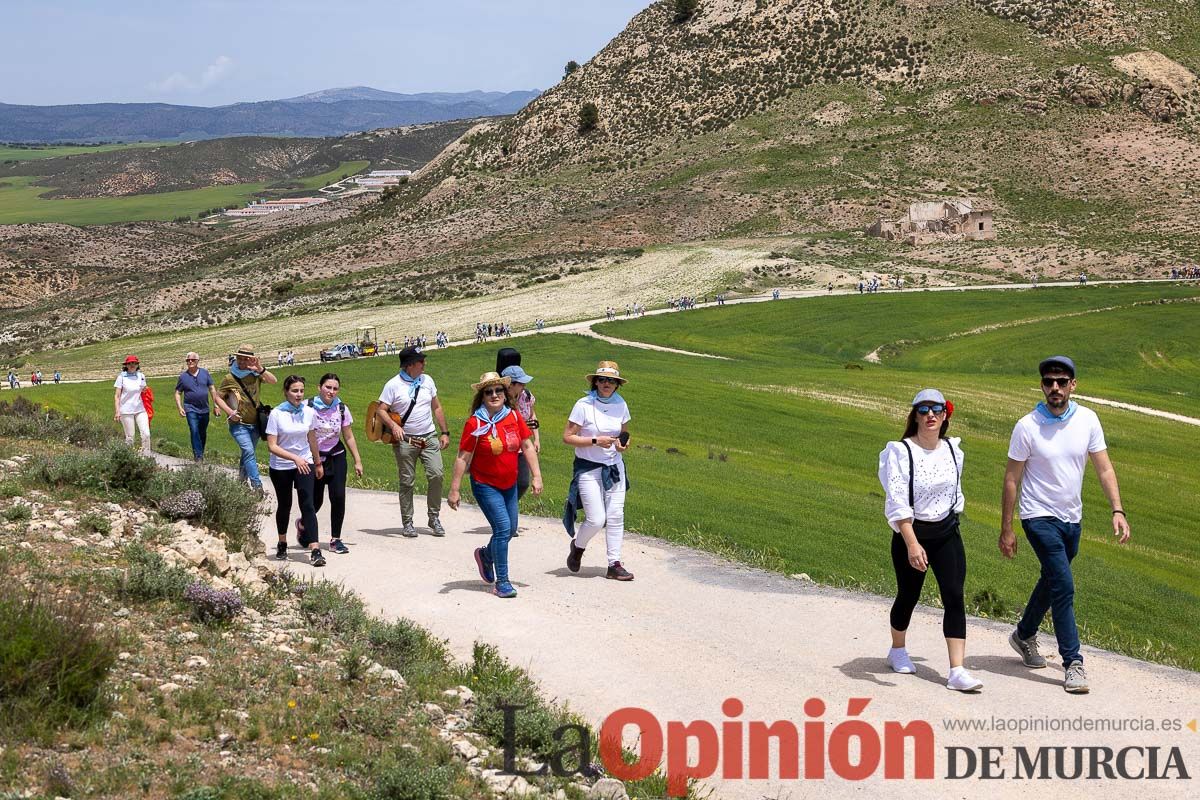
[574,467,626,565]
[120,411,152,454]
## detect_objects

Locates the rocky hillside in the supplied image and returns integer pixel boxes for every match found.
[0,119,479,198]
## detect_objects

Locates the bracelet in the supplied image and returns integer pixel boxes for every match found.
[440,430,449,436]
[1112,509,1127,517]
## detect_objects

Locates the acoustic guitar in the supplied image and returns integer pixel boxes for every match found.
[365,400,429,446]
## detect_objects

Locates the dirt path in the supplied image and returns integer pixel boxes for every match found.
[258,485,1200,799]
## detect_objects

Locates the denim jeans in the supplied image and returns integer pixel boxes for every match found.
[472,477,517,585]
[228,422,262,489]
[186,410,210,459]
[1017,516,1083,665]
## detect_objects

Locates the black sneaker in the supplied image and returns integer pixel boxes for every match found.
[310,548,326,567]
[330,539,350,555]
[567,541,584,573]
[275,542,288,561]
[606,562,634,581]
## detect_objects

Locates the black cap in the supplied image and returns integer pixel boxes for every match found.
[399,346,425,367]
[1039,356,1076,378]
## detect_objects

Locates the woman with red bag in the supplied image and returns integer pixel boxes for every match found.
[113,355,152,455]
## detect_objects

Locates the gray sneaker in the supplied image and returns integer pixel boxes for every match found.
[429,519,446,537]
[1009,630,1048,669]
[401,522,418,538]
[1064,661,1089,694]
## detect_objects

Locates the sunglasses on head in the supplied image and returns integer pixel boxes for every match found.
[915,404,945,415]
[1041,376,1072,388]
[483,387,506,397]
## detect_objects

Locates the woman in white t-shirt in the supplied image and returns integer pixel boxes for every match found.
[112,355,151,455]
[877,388,980,692]
[265,375,325,567]
[562,360,633,581]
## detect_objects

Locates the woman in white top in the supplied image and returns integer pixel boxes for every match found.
[265,375,325,567]
[562,360,633,581]
[877,389,981,692]
[112,355,151,455]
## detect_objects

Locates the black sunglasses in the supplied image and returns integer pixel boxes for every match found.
[483,387,506,397]
[915,404,945,415]
[1041,376,1072,388]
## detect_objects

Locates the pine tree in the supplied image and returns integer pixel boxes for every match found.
[564,60,580,77]
[673,0,699,23]
[578,102,600,133]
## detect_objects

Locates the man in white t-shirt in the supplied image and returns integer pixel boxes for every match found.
[1000,356,1130,694]
[375,346,452,537]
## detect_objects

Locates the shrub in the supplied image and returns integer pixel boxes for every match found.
[0,580,117,738]
[366,617,451,684]
[0,478,23,498]
[183,582,243,626]
[78,510,112,536]
[673,0,699,23]
[0,398,111,447]
[117,543,193,602]
[2,503,31,523]
[368,748,459,800]
[578,102,600,133]
[30,440,157,497]
[564,60,580,77]
[145,466,262,554]
[469,642,572,759]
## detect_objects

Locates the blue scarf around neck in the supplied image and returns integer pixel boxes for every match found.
[229,364,256,379]
[586,389,624,405]
[398,369,423,400]
[1034,400,1077,425]
[311,395,341,411]
[279,400,305,421]
[470,405,512,438]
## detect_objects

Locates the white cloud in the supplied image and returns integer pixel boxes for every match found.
[152,55,234,93]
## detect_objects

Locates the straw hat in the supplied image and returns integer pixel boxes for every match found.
[471,371,511,391]
[234,344,256,358]
[585,360,627,384]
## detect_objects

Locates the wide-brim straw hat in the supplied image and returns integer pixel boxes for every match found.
[234,344,256,358]
[585,360,627,384]
[471,371,511,391]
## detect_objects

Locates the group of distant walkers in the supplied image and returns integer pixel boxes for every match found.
[104,343,635,593]
[7,369,61,389]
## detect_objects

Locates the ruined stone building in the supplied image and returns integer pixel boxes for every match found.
[867,199,995,245]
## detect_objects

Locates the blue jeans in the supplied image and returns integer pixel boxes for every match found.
[472,477,517,585]
[1017,517,1083,665]
[228,422,262,489]
[186,410,210,459]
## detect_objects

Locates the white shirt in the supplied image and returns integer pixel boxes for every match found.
[878,437,965,532]
[1008,405,1106,523]
[265,405,316,471]
[378,373,438,434]
[113,372,147,416]
[569,395,630,466]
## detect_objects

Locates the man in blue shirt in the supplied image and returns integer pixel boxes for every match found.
[174,351,220,462]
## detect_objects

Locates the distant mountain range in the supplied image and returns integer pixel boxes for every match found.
[0,87,541,142]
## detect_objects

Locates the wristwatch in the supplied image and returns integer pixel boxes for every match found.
[440,430,449,436]
[591,437,597,445]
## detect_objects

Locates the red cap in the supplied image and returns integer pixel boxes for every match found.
[124,355,140,365]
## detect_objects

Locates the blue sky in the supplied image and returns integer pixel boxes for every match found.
[1,0,653,106]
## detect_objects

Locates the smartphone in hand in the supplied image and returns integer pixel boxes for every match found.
[618,431,630,446]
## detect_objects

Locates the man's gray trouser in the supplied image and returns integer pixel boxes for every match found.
[392,431,443,523]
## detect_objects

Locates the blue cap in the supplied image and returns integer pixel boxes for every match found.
[501,365,534,384]
[1039,356,1075,378]
[911,389,946,406]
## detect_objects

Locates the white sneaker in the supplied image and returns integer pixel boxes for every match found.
[886,647,916,674]
[946,667,983,692]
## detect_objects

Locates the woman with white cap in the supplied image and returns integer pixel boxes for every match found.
[562,360,633,581]
[447,372,543,598]
[878,389,981,691]
[113,355,152,455]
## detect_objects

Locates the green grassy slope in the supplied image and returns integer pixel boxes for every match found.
[19,286,1200,670]
[0,141,167,162]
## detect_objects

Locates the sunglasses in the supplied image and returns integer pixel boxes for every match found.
[185,358,198,362]
[483,387,506,397]
[915,404,945,415]
[1041,376,1072,388]
[595,377,618,385]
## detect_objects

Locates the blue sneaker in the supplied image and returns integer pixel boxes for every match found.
[330,539,350,555]
[474,547,494,584]
[493,581,517,598]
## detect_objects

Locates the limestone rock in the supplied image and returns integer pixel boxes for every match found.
[589,778,629,800]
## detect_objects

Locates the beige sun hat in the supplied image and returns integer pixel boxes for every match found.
[471,371,511,391]
[585,360,627,384]
[234,344,256,358]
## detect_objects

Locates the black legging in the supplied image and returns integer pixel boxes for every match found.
[890,528,967,639]
[269,467,318,546]
[516,452,532,500]
[313,449,347,538]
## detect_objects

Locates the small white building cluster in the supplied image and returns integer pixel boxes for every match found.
[354,169,412,188]
[223,197,328,217]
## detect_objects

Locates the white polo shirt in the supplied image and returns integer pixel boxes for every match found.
[1008,405,1106,523]
[379,374,438,435]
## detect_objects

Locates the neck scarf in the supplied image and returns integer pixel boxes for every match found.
[230,364,256,379]
[1034,400,1077,425]
[280,400,305,421]
[470,404,512,438]
[398,369,423,400]
[312,395,341,411]
[587,389,624,406]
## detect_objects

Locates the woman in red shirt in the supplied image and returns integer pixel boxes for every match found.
[448,372,543,598]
